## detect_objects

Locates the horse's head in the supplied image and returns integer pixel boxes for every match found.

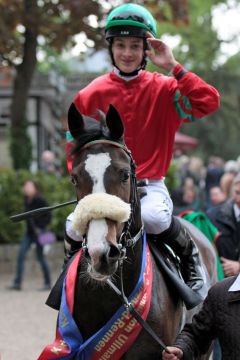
[68,104,142,281]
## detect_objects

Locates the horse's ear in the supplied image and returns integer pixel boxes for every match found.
[105,104,124,140]
[68,103,84,139]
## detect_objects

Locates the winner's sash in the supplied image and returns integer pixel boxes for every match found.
[38,233,152,360]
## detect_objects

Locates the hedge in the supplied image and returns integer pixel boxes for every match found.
[0,169,75,244]
[0,164,177,244]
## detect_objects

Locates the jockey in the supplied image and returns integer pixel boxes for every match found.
[64,4,220,294]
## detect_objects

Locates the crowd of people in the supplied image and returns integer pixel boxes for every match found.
[172,153,240,276]
[170,153,240,359]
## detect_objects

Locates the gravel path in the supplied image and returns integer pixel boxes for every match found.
[0,266,61,360]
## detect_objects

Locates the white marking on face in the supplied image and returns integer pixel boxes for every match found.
[87,219,108,267]
[85,153,111,193]
[85,153,111,265]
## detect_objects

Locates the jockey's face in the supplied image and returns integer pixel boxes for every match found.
[112,37,144,73]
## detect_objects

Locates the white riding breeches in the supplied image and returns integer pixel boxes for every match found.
[66,179,173,241]
[66,212,83,241]
[140,179,173,234]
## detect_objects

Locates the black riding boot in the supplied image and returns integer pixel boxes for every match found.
[63,232,82,266]
[158,217,204,291]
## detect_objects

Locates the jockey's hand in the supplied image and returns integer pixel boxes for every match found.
[221,257,240,277]
[145,32,178,73]
[162,347,183,359]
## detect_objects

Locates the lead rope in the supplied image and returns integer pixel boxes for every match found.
[106,260,167,351]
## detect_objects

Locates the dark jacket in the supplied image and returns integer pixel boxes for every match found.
[207,199,240,260]
[174,276,240,359]
[25,196,51,236]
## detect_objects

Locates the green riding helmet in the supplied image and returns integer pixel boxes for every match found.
[105,3,157,40]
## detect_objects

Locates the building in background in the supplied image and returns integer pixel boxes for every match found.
[0,67,65,171]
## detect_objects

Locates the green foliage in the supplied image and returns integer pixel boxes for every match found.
[9,120,32,170]
[165,163,179,193]
[0,169,25,244]
[221,53,240,76]
[150,0,222,72]
[37,46,72,75]
[0,170,75,244]
[181,69,240,161]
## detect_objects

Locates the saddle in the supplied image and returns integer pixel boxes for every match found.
[147,238,207,310]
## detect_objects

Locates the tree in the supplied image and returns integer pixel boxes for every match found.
[0,0,105,169]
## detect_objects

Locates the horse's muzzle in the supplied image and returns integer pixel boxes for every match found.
[85,240,121,279]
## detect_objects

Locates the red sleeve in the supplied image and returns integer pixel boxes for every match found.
[171,64,220,121]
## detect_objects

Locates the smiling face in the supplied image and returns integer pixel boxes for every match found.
[112,36,144,73]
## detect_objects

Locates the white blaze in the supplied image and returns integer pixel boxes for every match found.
[84,152,111,259]
[87,219,108,265]
[85,153,111,193]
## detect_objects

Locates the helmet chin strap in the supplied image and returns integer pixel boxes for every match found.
[115,66,142,77]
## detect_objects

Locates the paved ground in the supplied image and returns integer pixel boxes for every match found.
[0,245,63,360]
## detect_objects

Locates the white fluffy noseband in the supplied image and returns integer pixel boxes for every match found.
[72,193,131,235]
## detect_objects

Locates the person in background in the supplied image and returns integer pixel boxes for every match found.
[208,186,227,208]
[41,150,56,174]
[162,274,240,359]
[219,160,238,200]
[207,173,240,278]
[8,180,52,291]
[63,3,220,299]
[204,156,224,210]
[172,177,202,215]
[206,185,229,360]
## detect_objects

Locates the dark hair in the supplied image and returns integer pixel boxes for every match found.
[23,180,41,195]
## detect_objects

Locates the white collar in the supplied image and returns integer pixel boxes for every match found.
[228,274,240,292]
[113,67,142,82]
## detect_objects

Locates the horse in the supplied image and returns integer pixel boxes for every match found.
[39,104,218,360]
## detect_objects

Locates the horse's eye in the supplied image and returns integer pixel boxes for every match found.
[121,170,130,183]
[71,175,78,186]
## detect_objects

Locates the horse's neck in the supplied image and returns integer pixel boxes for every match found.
[74,237,143,341]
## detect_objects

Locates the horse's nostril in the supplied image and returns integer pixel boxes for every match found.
[108,244,120,261]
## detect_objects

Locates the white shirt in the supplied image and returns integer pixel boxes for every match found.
[228,273,240,292]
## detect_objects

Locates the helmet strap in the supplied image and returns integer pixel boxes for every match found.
[114,66,142,78]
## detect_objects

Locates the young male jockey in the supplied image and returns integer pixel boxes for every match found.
[65,3,220,298]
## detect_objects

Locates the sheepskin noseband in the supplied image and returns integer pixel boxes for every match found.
[72,193,131,235]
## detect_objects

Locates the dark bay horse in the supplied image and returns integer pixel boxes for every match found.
[39,104,217,360]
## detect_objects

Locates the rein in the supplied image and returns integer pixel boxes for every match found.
[107,257,167,352]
